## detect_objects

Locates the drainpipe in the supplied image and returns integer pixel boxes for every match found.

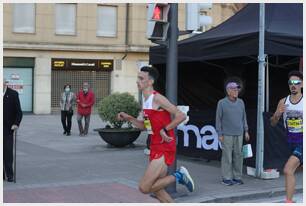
[122,3,129,60]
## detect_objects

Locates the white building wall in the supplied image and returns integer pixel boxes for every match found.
[111,60,139,100]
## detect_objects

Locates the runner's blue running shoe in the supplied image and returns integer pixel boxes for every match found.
[178,166,195,192]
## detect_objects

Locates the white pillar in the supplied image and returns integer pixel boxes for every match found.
[33,57,51,114]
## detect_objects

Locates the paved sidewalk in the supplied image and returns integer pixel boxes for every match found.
[3,115,303,203]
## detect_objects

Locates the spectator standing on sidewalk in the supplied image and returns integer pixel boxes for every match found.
[76,82,95,136]
[60,84,76,136]
[3,78,23,182]
[270,70,303,203]
[216,79,250,186]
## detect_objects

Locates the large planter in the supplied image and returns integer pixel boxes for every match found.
[94,128,141,147]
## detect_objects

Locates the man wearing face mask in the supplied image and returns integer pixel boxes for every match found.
[60,84,76,136]
[3,78,23,182]
[271,70,303,203]
[76,82,95,136]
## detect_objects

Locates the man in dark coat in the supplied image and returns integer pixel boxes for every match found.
[3,79,23,182]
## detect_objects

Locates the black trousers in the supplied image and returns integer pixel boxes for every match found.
[61,110,73,133]
[3,133,13,179]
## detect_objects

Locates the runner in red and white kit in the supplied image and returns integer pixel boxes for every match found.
[117,66,195,203]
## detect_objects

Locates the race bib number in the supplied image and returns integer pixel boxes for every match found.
[287,119,303,133]
[286,110,303,143]
[144,118,153,135]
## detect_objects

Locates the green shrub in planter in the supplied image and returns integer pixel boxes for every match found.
[98,92,141,129]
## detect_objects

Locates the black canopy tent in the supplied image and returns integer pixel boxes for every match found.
[150,3,302,63]
[148,3,302,169]
[149,3,302,111]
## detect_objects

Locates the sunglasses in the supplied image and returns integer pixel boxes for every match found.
[288,80,302,86]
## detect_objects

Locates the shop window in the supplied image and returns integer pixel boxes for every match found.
[13,3,36,33]
[96,5,117,37]
[55,3,76,35]
[51,70,111,113]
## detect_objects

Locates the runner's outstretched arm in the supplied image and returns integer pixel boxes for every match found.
[117,112,145,130]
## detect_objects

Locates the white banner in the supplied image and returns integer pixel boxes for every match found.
[178,124,222,151]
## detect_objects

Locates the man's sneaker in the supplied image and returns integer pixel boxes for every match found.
[144,148,150,155]
[178,166,195,192]
[221,179,233,186]
[232,179,244,185]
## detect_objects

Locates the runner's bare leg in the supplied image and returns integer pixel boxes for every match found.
[154,189,174,203]
[139,156,175,202]
[153,162,175,203]
[283,155,300,201]
[150,174,176,193]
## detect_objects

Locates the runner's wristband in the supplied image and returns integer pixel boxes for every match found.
[163,127,168,135]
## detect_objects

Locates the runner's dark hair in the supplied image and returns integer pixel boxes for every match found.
[140,66,159,81]
[288,70,303,80]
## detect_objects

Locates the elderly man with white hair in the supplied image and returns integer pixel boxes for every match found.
[215,79,250,186]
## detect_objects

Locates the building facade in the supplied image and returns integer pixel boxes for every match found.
[3,3,245,114]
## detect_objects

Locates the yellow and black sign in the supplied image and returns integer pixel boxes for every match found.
[52,58,113,71]
[99,60,113,70]
[53,60,65,68]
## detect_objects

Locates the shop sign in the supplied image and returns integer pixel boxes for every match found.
[53,60,65,68]
[52,58,113,71]
[11,73,20,80]
[99,60,113,71]
[68,59,97,69]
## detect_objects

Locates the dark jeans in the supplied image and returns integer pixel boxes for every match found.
[3,133,14,179]
[77,113,91,135]
[61,110,73,133]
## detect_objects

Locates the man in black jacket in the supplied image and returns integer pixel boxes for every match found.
[3,79,23,182]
